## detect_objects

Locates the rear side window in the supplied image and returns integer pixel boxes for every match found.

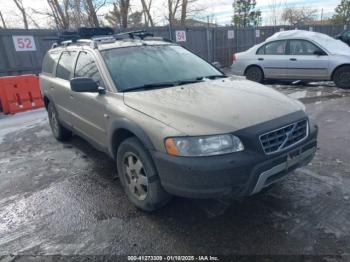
[42,52,60,74]
[74,52,104,87]
[257,40,287,55]
[56,51,76,80]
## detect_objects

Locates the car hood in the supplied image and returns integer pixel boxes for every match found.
[123,78,304,135]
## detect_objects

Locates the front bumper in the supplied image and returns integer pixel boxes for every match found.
[151,112,318,199]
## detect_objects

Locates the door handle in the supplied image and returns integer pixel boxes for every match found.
[290,58,297,61]
[69,94,74,99]
[258,58,264,61]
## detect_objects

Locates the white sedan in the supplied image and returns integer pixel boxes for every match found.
[231,30,350,89]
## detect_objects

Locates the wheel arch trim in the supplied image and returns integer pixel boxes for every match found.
[108,118,156,159]
[331,64,350,80]
[43,93,54,110]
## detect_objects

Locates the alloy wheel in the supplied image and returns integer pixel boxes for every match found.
[247,67,263,82]
[338,72,350,87]
[122,153,149,201]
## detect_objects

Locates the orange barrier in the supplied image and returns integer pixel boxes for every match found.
[0,75,44,114]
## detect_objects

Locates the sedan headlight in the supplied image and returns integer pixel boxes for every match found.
[165,134,244,157]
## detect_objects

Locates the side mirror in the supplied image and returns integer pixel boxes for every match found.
[314,50,327,56]
[70,77,105,94]
[212,61,222,69]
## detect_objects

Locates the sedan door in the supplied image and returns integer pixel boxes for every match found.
[70,51,109,148]
[286,39,329,80]
[256,40,289,79]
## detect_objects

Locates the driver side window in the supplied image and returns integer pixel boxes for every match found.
[75,52,105,87]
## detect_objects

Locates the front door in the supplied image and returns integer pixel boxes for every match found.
[70,51,109,148]
[286,39,329,80]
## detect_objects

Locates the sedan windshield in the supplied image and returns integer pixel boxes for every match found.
[101,45,224,91]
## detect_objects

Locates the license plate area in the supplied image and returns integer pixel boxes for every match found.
[286,148,304,169]
[251,146,316,195]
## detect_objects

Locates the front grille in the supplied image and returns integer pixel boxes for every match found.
[259,119,308,154]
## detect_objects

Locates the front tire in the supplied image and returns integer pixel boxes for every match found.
[48,102,72,141]
[117,137,172,211]
[333,66,350,89]
[245,66,264,83]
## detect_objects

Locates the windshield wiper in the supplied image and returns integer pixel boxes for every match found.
[199,75,228,80]
[177,78,204,85]
[123,82,176,92]
[123,79,204,92]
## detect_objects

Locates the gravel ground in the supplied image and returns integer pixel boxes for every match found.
[0,82,350,260]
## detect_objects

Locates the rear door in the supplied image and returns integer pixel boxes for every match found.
[286,39,329,80]
[40,51,61,100]
[70,51,108,148]
[52,51,77,127]
[256,40,289,79]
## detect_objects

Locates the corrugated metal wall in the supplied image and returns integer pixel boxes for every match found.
[0,29,57,77]
[0,24,349,76]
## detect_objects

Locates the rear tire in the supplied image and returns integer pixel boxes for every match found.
[333,66,350,89]
[245,66,264,83]
[117,137,172,212]
[48,102,72,141]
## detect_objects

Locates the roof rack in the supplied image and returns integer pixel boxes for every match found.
[116,30,154,40]
[49,27,173,49]
[78,27,114,39]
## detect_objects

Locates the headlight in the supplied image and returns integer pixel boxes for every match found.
[165,134,244,157]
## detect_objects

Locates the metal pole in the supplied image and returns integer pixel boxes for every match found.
[168,22,172,41]
[207,16,211,62]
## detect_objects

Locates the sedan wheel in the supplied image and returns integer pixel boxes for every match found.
[245,66,264,83]
[333,66,350,89]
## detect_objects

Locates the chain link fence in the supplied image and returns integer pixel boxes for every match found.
[0,24,349,76]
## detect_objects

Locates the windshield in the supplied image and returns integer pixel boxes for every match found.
[101,45,223,91]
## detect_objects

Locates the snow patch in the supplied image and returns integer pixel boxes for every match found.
[34,129,51,138]
[266,30,350,56]
[288,91,307,99]
[0,109,48,144]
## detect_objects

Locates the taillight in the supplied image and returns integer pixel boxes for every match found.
[232,53,237,62]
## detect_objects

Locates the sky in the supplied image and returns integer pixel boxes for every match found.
[0,0,341,29]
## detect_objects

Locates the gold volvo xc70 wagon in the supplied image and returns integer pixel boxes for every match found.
[40,29,318,211]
